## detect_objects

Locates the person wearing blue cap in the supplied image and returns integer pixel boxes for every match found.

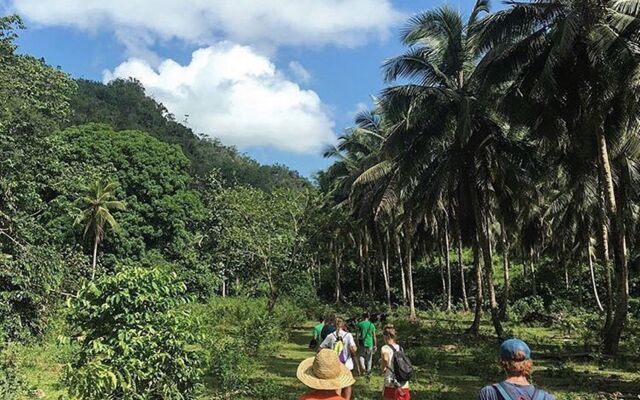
[478,339,555,400]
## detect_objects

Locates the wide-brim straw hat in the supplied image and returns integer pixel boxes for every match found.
[297,349,355,390]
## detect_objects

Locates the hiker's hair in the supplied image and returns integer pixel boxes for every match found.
[335,317,346,329]
[319,316,325,323]
[363,311,370,319]
[383,325,396,340]
[325,312,336,326]
[500,351,533,378]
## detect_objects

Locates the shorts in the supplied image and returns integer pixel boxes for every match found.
[383,387,410,400]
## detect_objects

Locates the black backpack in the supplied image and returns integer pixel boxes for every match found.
[390,345,414,384]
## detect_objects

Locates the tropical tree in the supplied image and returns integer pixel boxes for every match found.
[478,0,640,354]
[376,0,520,335]
[74,180,125,280]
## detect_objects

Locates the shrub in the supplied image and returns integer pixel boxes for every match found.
[64,266,203,400]
[510,295,546,322]
[0,339,23,400]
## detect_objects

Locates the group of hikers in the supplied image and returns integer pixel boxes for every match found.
[297,312,554,400]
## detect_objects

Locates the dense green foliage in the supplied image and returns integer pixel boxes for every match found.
[64,266,202,399]
[3,1,640,398]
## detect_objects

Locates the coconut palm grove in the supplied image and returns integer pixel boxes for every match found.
[2,1,640,399]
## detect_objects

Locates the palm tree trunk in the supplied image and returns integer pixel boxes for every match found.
[332,240,342,304]
[358,235,365,294]
[599,188,614,333]
[500,222,510,319]
[469,183,503,338]
[597,130,629,356]
[455,219,469,311]
[444,216,453,312]
[403,224,417,321]
[588,237,604,312]
[376,229,392,308]
[468,236,483,335]
[438,242,447,310]
[363,226,373,295]
[91,235,99,281]
[529,248,538,296]
[395,232,408,306]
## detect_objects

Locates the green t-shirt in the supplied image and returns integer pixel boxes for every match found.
[357,320,376,348]
[313,323,324,340]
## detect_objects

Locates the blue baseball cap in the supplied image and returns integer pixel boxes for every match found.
[500,338,531,360]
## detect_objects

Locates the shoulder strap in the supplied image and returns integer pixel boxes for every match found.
[494,383,516,400]
[532,388,545,400]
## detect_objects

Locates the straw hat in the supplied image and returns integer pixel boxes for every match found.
[297,349,355,390]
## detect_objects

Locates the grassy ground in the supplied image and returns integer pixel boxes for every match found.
[13,311,640,400]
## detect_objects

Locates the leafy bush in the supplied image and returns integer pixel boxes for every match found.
[208,338,252,398]
[0,340,23,400]
[510,295,546,321]
[64,266,203,400]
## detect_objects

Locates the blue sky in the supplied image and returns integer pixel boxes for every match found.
[3,0,498,178]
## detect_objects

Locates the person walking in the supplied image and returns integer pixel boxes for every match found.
[319,317,361,400]
[381,325,411,400]
[320,312,337,341]
[356,312,377,381]
[310,316,325,349]
[478,338,555,400]
[297,349,355,400]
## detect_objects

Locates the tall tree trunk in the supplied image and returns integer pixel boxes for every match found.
[529,248,538,296]
[384,232,392,305]
[358,235,365,294]
[599,188,614,334]
[456,220,469,311]
[376,229,392,308]
[363,226,373,295]
[468,236,483,335]
[91,235,99,281]
[598,130,629,356]
[470,185,503,338]
[436,238,447,310]
[332,240,342,304]
[444,216,453,312]
[500,221,510,319]
[396,233,408,306]
[588,237,604,312]
[403,224,417,321]
[469,182,503,338]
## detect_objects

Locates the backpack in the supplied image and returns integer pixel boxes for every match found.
[332,333,348,364]
[493,382,546,400]
[390,345,413,384]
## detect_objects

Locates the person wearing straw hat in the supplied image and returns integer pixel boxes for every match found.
[478,338,555,400]
[297,349,355,400]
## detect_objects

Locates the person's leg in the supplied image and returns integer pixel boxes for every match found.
[342,385,353,400]
[365,348,373,374]
[359,348,366,373]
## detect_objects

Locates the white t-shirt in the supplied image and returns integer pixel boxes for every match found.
[320,329,356,370]
[381,344,410,389]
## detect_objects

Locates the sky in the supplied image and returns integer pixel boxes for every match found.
[1,0,497,178]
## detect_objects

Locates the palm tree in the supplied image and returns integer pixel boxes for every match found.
[477,0,640,354]
[378,0,522,336]
[75,180,125,280]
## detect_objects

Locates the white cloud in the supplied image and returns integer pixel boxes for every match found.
[12,0,404,53]
[288,61,311,83]
[103,43,337,153]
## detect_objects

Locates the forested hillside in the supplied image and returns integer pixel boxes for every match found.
[69,79,310,190]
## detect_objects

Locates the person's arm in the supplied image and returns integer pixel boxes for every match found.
[381,347,390,372]
[373,325,378,351]
[350,341,362,375]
